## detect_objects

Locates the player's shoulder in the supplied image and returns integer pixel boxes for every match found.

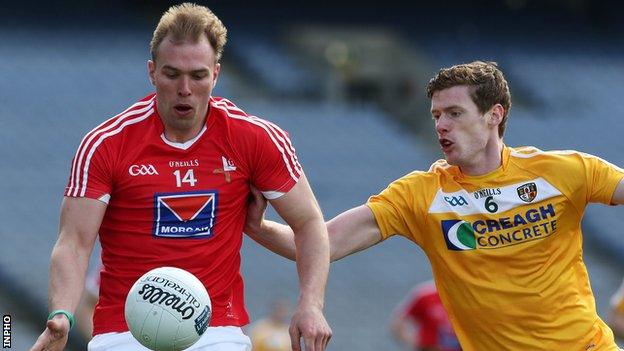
[210,96,280,135]
[427,158,454,174]
[384,162,446,191]
[85,94,156,138]
[509,145,586,160]
[77,94,157,148]
[508,145,602,169]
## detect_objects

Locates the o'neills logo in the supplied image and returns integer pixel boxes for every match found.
[137,283,196,319]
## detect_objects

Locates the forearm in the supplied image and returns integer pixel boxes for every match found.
[247,220,298,261]
[48,237,91,313]
[293,218,330,308]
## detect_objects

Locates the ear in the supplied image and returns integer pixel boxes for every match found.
[212,63,221,89]
[147,60,156,86]
[487,104,505,127]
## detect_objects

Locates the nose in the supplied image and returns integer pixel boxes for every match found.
[177,76,191,97]
[436,115,450,135]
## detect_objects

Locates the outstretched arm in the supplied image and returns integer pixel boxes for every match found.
[30,197,106,351]
[268,174,332,351]
[244,185,297,260]
[245,188,383,262]
[611,178,624,205]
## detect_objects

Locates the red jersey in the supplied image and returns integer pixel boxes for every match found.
[400,282,461,351]
[65,94,302,335]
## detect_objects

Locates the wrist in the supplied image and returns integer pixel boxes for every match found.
[298,294,324,310]
[48,309,75,330]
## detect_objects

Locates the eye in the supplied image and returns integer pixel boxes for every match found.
[192,73,208,80]
[431,113,440,121]
[164,72,178,79]
[450,111,461,118]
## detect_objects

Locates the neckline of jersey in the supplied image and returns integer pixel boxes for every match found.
[452,145,511,181]
[153,95,217,150]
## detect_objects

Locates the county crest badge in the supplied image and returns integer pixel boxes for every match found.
[517,182,538,203]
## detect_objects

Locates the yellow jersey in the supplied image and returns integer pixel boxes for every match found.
[249,319,290,351]
[368,145,624,350]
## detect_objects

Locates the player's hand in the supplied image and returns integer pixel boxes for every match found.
[289,303,332,351]
[244,185,268,236]
[29,316,70,351]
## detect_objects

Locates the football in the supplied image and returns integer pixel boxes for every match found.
[124,267,212,351]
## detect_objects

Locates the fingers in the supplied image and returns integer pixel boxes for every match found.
[29,321,63,351]
[312,325,332,351]
[303,333,315,351]
[289,324,302,351]
[291,322,332,351]
[29,319,69,351]
[318,328,331,351]
[249,185,263,200]
[249,186,268,210]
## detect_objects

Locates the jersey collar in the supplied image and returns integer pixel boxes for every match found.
[160,125,207,150]
[153,95,216,150]
[451,145,511,181]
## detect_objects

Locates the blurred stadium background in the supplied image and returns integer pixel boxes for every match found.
[1,0,623,349]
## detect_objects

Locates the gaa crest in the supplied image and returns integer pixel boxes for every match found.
[517,182,537,203]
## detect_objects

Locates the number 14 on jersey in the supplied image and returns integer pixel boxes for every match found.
[173,169,197,187]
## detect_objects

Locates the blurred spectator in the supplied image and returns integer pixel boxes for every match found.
[248,299,291,351]
[74,260,102,340]
[608,278,624,340]
[390,281,461,351]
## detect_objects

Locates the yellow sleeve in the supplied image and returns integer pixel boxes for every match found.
[366,173,425,246]
[582,154,624,205]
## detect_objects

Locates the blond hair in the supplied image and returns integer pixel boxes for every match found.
[426,61,512,137]
[150,2,227,63]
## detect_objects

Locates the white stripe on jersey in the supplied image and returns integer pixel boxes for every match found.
[251,116,303,174]
[510,147,624,173]
[261,190,285,200]
[79,109,154,197]
[214,99,302,174]
[427,177,562,215]
[68,98,155,195]
[211,100,301,182]
[68,97,155,197]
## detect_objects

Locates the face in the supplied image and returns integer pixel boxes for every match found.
[430,85,502,174]
[148,34,220,141]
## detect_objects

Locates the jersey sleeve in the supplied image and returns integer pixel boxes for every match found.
[366,172,425,246]
[247,118,302,199]
[582,153,624,205]
[64,136,114,201]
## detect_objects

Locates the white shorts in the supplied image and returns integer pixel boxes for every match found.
[88,326,251,351]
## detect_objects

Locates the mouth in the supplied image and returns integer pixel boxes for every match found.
[439,138,453,151]
[173,104,193,115]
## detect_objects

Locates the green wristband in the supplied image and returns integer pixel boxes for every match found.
[47,309,75,330]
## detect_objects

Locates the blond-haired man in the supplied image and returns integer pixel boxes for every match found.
[245,61,624,350]
[31,3,331,351]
